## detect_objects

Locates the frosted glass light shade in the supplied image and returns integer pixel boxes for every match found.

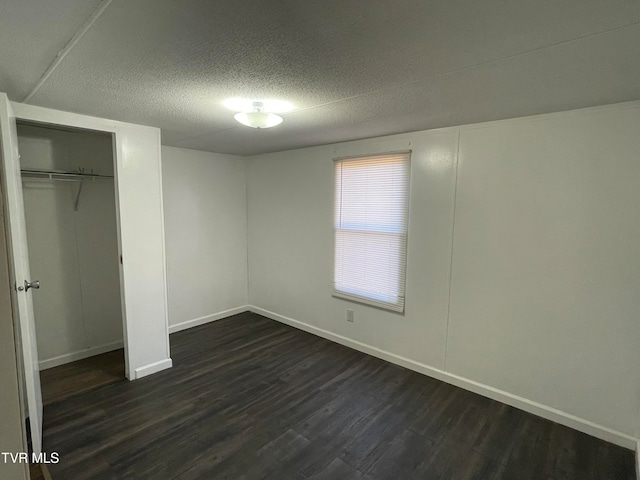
[234,111,283,128]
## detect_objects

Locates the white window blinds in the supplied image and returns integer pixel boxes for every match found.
[333,151,411,313]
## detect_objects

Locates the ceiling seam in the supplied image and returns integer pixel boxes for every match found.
[286,20,640,115]
[22,0,114,104]
[167,20,640,146]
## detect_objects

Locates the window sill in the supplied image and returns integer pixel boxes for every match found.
[332,291,405,314]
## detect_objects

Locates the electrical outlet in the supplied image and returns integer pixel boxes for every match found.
[346,309,354,322]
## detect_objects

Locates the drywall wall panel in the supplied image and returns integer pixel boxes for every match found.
[16,124,113,173]
[75,180,123,348]
[447,105,640,437]
[247,131,458,369]
[115,123,170,377]
[162,146,248,329]
[22,181,86,360]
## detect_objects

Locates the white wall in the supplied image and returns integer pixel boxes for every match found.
[18,125,123,369]
[448,109,640,440]
[162,146,248,332]
[246,102,640,445]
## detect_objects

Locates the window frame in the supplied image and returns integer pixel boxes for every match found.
[332,150,411,313]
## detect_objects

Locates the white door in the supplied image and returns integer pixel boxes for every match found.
[0,93,43,455]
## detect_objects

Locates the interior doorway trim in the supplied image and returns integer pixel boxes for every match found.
[11,101,172,381]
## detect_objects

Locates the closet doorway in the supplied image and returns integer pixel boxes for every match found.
[17,121,126,404]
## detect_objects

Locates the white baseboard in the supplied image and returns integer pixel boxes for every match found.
[38,340,124,370]
[249,305,639,450]
[168,306,250,334]
[134,358,173,379]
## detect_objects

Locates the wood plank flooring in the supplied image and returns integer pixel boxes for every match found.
[40,349,125,405]
[29,463,46,480]
[41,312,636,480]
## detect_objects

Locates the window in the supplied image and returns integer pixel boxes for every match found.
[333,151,411,313]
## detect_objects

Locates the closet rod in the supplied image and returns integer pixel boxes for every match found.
[21,169,114,181]
[21,169,114,211]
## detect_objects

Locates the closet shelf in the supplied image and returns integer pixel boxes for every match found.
[21,169,114,211]
[20,169,114,181]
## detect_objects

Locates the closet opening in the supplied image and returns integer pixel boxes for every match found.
[17,120,126,405]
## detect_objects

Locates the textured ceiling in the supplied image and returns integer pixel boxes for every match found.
[1,0,639,156]
[0,0,103,100]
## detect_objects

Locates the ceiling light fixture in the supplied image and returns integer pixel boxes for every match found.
[233,101,284,129]
[224,98,293,114]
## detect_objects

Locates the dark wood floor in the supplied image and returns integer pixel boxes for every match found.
[29,463,46,480]
[41,312,636,480]
[40,349,125,405]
